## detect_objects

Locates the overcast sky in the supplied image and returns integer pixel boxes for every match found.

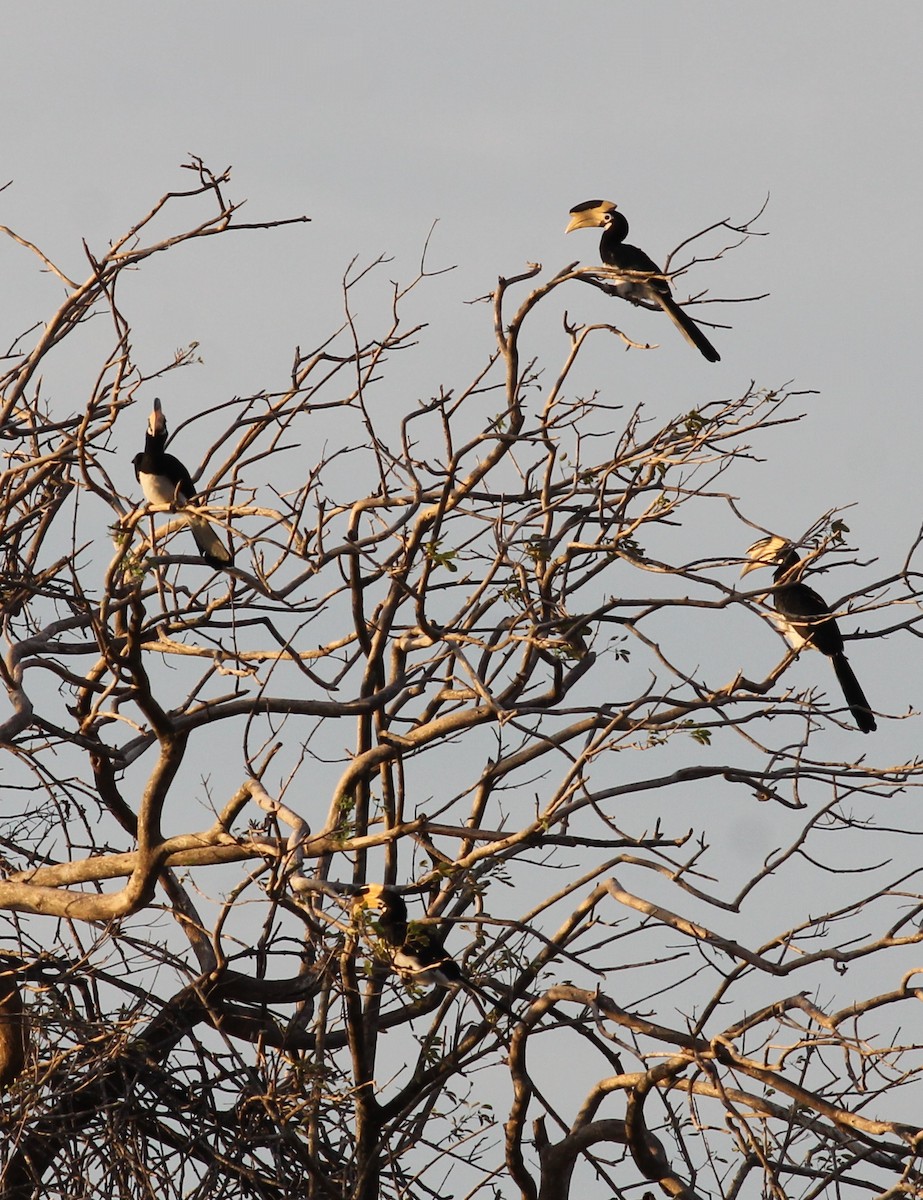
[5,2,919,517]
[2,4,923,1177]
[2,4,920,830]
[0,0,919,935]
[5,2,919,729]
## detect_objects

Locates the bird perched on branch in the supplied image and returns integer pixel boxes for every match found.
[741,535,876,733]
[133,398,233,568]
[355,884,506,1010]
[565,199,721,362]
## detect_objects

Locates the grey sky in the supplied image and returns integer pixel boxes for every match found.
[5,3,918,499]
[6,1,918,720]
[2,4,922,1186]
[1,7,918,794]
[0,0,918,865]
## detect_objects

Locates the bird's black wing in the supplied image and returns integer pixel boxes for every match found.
[158,453,196,504]
[772,582,844,656]
[773,582,875,732]
[600,239,720,361]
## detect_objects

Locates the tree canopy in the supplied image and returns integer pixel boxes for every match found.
[1,161,922,1200]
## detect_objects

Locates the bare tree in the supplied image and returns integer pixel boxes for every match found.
[0,160,921,1200]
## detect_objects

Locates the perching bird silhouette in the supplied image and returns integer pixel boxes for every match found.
[566,199,720,362]
[133,398,233,569]
[741,535,876,733]
[355,884,515,1016]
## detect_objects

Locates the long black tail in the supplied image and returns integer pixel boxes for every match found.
[831,652,876,732]
[188,514,234,570]
[658,294,721,362]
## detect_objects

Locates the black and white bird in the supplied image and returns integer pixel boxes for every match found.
[565,199,721,362]
[355,884,506,1010]
[133,398,233,569]
[741,535,876,733]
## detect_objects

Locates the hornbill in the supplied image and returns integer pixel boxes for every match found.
[133,398,233,568]
[355,884,506,1009]
[565,199,721,362]
[741,535,876,733]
